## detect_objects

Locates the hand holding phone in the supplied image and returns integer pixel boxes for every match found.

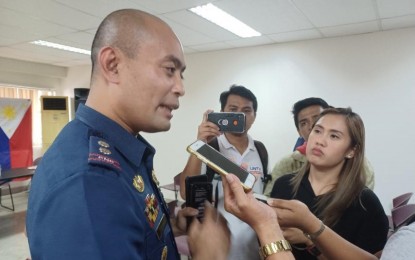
[207,112,245,133]
[187,140,256,192]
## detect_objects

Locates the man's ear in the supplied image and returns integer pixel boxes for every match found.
[99,46,120,84]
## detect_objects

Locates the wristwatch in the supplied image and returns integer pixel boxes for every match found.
[303,220,325,240]
[259,239,292,258]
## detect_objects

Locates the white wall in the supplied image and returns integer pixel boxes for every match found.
[42,27,415,211]
[0,57,67,89]
[142,27,415,211]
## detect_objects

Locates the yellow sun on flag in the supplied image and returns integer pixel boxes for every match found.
[2,105,16,120]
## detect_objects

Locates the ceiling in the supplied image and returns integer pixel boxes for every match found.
[1,0,415,68]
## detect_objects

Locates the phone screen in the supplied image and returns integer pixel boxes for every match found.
[187,140,256,191]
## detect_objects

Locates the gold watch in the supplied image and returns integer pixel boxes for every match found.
[259,239,292,258]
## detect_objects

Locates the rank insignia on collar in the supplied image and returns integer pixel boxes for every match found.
[145,193,159,228]
[161,246,168,260]
[152,170,160,187]
[133,175,145,192]
[88,136,121,172]
[98,140,110,148]
[99,147,111,155]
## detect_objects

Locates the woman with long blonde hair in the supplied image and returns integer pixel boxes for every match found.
[270,107,388,259]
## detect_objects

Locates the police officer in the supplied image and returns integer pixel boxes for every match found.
[26,9,229,260]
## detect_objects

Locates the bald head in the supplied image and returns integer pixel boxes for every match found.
[90,9,175,80]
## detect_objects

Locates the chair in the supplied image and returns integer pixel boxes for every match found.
[392,192,413,208]
[0,180,15,211]
[26,156,42,192]
[160,173,181,203]
[391,204,415,229]
[160,174,191,258]
[33,156,42,166]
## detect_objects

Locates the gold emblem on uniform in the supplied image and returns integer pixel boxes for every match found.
[133,175,145,192]
[98,140,110,148]
[161,246,168,260]
[99,147,111,155]
[152,170,160,186]
[145,193,159,228]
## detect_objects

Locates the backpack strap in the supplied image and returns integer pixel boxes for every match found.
[206,137,269,206]
[206,138,269,184]
[253,140,271,186]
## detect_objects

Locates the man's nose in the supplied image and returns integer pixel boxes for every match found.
[174,76,185,97]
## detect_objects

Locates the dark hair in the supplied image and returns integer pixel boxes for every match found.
[292,97,329,130]
[219,85,258,113]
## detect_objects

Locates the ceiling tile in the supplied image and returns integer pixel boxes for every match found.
[268,29,322,43]
[160,17,217,46]
[381,14,415,30]
[0,0,101,30]
[162,10,240,41]
[128,0,211,14]
[320,21,380,37]
[0,0,415,67]
[216,0,314,34]
[225,36,274,48]
[293,0,377,27]
[188,42,235,52]
[377,0,415,18]
[53,0,151,19]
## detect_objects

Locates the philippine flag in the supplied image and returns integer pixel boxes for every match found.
[0,98,33,170]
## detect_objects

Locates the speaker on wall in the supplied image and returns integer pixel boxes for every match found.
[74,88,90,112]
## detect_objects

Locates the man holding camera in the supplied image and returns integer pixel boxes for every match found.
[180,85,269,260]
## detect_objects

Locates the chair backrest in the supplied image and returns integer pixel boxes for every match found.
[33,156,43,165]
[173,173,181,190]
[392,204,415,229]
[392,192,413,208]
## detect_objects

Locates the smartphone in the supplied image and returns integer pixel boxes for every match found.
[253,193,269,204]
[187,140,256,191]
[185,176,212,227]
[207,112,245,133]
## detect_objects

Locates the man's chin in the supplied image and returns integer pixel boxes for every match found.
[229,131,245,137]
[143,123,171,133]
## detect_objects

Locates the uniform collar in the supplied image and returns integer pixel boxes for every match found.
[219,133,256,151]
[76,104,155,168]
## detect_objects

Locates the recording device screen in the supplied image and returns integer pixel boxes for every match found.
[185,175,212,227]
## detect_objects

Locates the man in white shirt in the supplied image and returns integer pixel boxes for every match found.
[180,85,268,260]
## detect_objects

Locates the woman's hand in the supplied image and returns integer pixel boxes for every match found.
[269,199,321,235]
[282,227,310,245]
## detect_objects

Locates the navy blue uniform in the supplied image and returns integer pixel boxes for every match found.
[27,104,179,259]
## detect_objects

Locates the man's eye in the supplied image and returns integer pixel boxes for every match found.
[166,67,175,74]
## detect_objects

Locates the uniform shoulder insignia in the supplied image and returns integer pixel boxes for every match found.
[88,136,122,172]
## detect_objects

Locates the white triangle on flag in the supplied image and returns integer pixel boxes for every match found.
[0,98,31,139]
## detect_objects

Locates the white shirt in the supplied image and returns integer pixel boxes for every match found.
[381,222,415,260]
[202,134,265,260]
